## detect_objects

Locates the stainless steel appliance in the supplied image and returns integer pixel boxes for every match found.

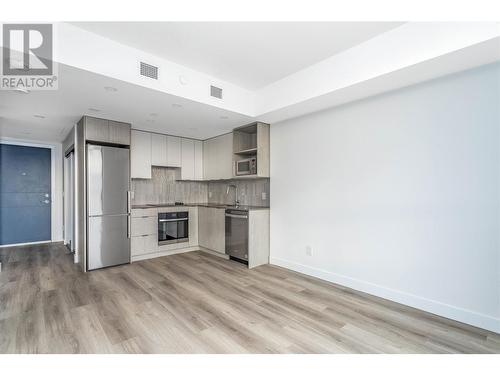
[225,209,248,264]
[158,211,189,245]
[86,144,131,271]
[235,157,257,176]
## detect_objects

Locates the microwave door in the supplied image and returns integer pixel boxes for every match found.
[238,160,250,175]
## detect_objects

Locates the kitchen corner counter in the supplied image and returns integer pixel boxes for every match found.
[131,203,269,211]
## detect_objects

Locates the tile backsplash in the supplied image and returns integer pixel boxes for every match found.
[131,167,207,205]
[208,179,270,207]
[131,167,270,207]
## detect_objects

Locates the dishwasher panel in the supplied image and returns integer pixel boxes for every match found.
[225,209,249,264]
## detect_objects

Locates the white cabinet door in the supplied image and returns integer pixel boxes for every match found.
[198,207,225,253]
[131,130,152,179]
[194,140,203,180]
[202,133,233,180]
[181,138,195,180]
[203,137,215,180]
[167,136,181,167]
[131,234,157,256]
[218,133,234,179]
[151,134,168,166]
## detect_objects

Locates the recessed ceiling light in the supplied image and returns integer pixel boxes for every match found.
[12,88,30,94]
[179,75,189,85]
[33,114,46,119]
[171,103,183,109]
[88,108,101,112]
[149,113,158,117]
[146,119,155,123]
[104,86,118,92]
[220,116,229,120]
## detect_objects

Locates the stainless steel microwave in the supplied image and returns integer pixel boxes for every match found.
[236,157,257,175]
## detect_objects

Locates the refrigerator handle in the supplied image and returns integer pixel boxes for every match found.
[127,215,131,239]
[127,191,131,239]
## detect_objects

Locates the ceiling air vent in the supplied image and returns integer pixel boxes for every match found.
[210,85,223,99]
[140,62,158,80]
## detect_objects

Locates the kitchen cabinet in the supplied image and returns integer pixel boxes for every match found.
[85,117,109,143]
[167,136,181,167]
[180,139,203,180]
[194,140,203,180]
[151,134,181,168]
[198,206,225,253]
[151,134,168,167]
[203,133,233,180]
[181,138,195,180]
[131,130,152,179]
[84,116,131,146]
[109,120,131,145]
[131,216,157,236]
[131,234,157,257]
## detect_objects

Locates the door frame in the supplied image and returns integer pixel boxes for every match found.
[0,138,59,247]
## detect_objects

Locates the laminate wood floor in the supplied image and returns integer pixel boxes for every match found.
[0,243,499,354]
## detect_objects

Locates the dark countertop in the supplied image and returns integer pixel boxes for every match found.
[131,203,269,211]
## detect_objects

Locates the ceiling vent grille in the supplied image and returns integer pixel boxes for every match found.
[210,85,223,99]
[140,62,158,80]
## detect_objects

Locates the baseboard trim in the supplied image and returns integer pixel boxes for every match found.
[0,240,51,248]
[131,246,200,262]
[270,257,500,334]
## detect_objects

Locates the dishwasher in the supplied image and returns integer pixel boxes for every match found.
[225,209,249,264]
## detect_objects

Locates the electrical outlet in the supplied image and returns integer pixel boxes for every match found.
[306,246,313,256]
[261,192,267,200]
[208,191,212,198]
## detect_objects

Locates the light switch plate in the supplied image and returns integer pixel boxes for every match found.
[261,192,267,200]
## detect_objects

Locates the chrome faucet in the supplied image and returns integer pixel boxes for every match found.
[226,184,239,206]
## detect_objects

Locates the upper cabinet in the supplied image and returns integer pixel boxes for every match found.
[131,130,152,179]
[203,133,233,180]
[181,139,204,181]
[130,122,269,181]
[233,122,270,178]
[84,116,131,146]
[166,136,181,167]
[151,134,168,167]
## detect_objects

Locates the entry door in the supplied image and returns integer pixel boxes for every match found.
[0,144,51,245]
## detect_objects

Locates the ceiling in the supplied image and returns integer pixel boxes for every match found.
[70,22,403,90]
[0,64,253,142]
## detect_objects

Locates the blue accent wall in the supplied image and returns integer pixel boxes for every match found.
[0,144,51,245]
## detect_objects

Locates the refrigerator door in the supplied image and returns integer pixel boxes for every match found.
[87,215,130,270]
[87,144,130,216]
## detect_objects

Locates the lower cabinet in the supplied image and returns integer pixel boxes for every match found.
[198,207,225,254]
[131,234,157,256]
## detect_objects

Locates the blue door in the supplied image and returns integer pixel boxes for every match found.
[0,144,51,245]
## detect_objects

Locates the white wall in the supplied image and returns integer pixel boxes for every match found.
[270,63,500,333]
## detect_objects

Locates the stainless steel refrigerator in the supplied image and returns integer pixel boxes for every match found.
[87,144,130,271]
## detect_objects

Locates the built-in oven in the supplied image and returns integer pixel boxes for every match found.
[235,157,257,176]
[158,211,189,245]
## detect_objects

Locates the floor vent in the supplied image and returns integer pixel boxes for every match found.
[140,62,158,80]
[210,85,223,99]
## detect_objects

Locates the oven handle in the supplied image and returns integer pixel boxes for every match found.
[158,218,189,222]
[225,213,248,219]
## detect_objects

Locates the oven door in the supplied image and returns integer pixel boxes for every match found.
[158,212,189,245]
